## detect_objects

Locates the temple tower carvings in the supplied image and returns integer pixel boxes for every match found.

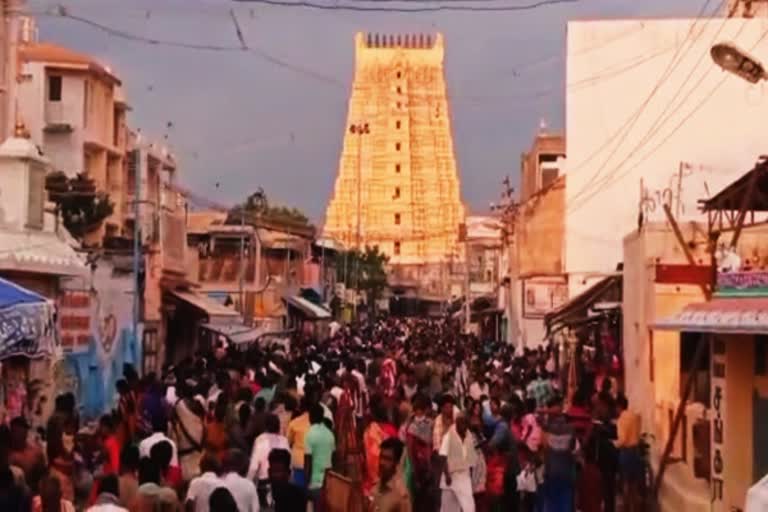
[324,32,465,290]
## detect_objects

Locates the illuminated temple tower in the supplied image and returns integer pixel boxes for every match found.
[324,32,465,293]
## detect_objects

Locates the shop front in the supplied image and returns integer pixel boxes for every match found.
[655,283,768,511]
[544,275,623,397]
[0,277,59,424]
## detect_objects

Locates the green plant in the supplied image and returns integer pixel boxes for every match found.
[45,171,114,238]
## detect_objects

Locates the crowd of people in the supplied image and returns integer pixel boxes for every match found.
[0,317,643,512]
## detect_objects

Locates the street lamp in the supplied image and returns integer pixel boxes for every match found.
[711,42,768,84]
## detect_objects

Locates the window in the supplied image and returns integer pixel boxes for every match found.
[394,187,400,199]
[397,86,402,94]
[395,164,401,173]
[397,102,402,109]
[396,142,401,151]
[394,241,401,255]
[394,213,401,225]
[48,75,62,102]
[397,71,402,79]
[396,120,401,130]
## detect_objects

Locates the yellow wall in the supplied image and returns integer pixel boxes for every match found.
[725,335,755,511]
[516,176,564,276]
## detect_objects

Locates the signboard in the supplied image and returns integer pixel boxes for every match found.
[522,278,568,318]
[58,290,92,350]
[161,210,186,274]
[711,337,726,507]
[717,270,768,297]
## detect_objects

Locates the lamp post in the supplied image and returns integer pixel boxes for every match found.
[711,42,768,83]
[349,122,369,320]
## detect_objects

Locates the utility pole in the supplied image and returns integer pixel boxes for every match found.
[349,122,369,320]
[4,0,22,141]
[239,206,245,315]
[131,145,142,349]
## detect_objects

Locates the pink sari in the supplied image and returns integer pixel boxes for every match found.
[363,421,398,495]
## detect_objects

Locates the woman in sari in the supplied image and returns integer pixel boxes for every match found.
[363,398,397,496]
[204,398,229,465]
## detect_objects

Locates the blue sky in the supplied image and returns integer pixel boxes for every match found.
[30,0,706,221]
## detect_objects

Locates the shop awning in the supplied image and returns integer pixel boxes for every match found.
[0,229,87,276]
[200,323,263,345]
[653,297,768,334]
[545,275,622,333]
[0,278,58,360]
[170,290,241,320]
[284,295,331,320]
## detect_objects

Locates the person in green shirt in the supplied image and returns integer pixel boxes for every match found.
[304,404,335,509]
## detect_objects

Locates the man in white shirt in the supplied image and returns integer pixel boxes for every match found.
[222,449,260,512]
[247,414,289,507]
[438,414,477,512]
[185,455,223,512]
[138,422,178,467]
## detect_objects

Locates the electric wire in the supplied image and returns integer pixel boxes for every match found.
[561,0,718,185]
[231,0,580,12]
[565,0,721,207]
[566,17,768,215]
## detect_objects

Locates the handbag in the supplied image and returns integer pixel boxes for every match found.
[516,465,539,493]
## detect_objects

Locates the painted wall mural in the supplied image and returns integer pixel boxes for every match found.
[59,258,141,419]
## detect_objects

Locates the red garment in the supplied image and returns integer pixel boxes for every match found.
[103,435,121,474]
[485,452,507,497]
[362,422,397,495]
[577,462,603,512]
[164,465,183,489]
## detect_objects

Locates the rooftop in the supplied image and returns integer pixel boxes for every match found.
[19,42,121,85]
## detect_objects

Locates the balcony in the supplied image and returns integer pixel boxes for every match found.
[44,101,76,133]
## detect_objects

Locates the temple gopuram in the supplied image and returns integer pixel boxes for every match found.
[324,32,466,297]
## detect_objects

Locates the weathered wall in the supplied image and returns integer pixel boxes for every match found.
[517,176,564,277]
[566,18,768,296]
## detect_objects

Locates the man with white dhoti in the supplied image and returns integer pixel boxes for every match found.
[438,414,477,512]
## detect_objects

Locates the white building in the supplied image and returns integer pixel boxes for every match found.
[565,17,768,296]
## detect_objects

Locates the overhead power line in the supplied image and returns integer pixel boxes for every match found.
[565,0,721,207]
[566,10,767,215]
[34,7,347,87]
[231,0,580,12]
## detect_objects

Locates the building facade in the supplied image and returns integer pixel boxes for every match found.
[17,38,129,243]
[324,32,465,295]
[520,127,565,202]
[564,18,768,297]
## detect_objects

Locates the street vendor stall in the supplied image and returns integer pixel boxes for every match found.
[0,277,58,421]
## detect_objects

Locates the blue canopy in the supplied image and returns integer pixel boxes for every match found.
[0,278,57,360]
[0,277,46,309]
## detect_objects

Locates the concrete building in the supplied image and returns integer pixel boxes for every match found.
[17,37,128,242]
[324,32,466,297]
[0,129,88,423]
[519,126,565,202]
[564,18,768,297]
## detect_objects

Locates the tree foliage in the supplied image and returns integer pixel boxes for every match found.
[45,171,113,239]
[227,188,311,227]
[337,245,389,307]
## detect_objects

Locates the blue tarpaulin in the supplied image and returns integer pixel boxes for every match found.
[0,277,46,308]
[0,277,57,360]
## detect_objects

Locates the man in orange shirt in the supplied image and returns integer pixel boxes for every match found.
[615,394,642,512]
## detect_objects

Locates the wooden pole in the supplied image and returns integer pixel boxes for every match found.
[653,334,708,505]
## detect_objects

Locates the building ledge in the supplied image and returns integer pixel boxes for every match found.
[43,123,74,134]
